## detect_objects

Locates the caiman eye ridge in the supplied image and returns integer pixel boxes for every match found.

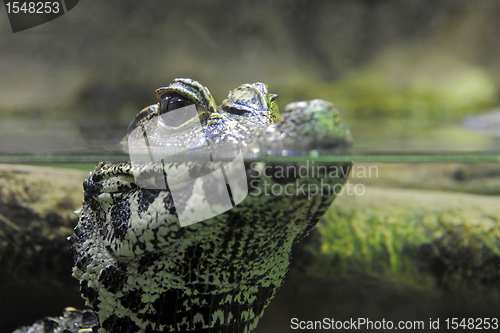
[16,78,353,333]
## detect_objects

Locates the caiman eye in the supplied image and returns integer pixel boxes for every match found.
[158,93,197,128]
[159,93,194,115]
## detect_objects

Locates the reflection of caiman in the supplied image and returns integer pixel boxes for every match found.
[16,78,352,332]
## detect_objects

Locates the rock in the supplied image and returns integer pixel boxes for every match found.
[260,183,500,332]
[351,163,500,195]
[0,164,90,332]
[3,163,500,332]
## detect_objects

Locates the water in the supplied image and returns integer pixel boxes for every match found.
[1,155,499,332]
[1,114,500,332]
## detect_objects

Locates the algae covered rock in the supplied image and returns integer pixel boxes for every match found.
[259,165,500,332]
[0,164,90,331]
[318,186,500,291]
[3,163,500,332]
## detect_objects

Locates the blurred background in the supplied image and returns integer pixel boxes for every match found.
[1,0,500,155]
[2,1,500,332]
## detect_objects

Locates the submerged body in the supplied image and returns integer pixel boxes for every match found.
[16,79,352,333]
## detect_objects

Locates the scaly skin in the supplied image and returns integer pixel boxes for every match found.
[16,79,352,333]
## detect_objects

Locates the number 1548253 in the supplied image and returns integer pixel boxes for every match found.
[5,2,60,14]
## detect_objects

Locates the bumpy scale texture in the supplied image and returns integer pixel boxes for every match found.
[23,78,353,333]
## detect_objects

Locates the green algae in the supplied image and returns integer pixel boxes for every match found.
[307,185,500,303]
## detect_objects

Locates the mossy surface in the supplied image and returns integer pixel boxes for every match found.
[306,185,500,304]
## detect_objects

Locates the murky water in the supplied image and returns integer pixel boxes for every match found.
[2,107,500,332]
[2,148,499,332]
